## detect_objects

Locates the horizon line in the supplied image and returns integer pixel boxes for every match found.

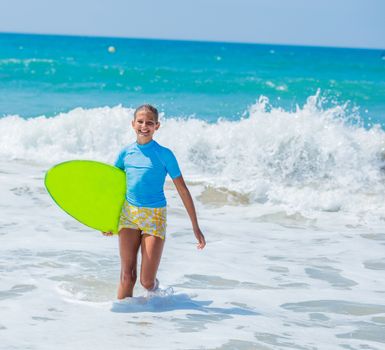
[1,31,384,52]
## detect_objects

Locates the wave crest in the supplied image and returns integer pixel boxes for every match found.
[1,93,384,215]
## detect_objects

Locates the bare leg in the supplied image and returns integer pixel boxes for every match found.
[140,234,165,290]
[117,228,142,299]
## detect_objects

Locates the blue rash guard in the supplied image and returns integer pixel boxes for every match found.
[114,140,182,208]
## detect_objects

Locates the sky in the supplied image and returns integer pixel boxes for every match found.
[0,0,384,49]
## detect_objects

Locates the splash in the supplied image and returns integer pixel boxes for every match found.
[1,93,384,215]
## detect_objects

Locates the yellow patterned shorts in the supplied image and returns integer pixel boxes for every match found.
[118,200,167,240]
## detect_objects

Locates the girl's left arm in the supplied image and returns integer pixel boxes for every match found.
[172,176,206,250]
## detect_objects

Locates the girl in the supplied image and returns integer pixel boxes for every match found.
[104,104,206,299]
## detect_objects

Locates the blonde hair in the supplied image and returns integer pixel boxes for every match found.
[134,104,159,122]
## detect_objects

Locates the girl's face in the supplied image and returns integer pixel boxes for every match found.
[132,111,160,144]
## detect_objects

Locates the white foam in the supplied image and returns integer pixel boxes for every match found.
[1,93,385,218]
[1,150,385,349]
[0,58,55,65]
[0,105,134,163]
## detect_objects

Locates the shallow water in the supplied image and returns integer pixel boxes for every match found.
[0,160,385,349]
[1,33,385,349]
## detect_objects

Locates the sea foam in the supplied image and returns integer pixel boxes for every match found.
[1,94,384,216]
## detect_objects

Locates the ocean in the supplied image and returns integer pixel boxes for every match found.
[0,32,385,350]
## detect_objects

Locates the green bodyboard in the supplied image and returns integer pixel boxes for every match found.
[45,160,126,234]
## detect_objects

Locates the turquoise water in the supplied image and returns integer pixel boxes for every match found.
[0,33,384,125]
[1,33,385,350]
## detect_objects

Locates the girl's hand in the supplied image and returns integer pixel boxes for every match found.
[102,231,113,236]
[194,227,206,250]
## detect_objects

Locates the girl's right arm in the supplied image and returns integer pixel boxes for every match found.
[102,149,126,236]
